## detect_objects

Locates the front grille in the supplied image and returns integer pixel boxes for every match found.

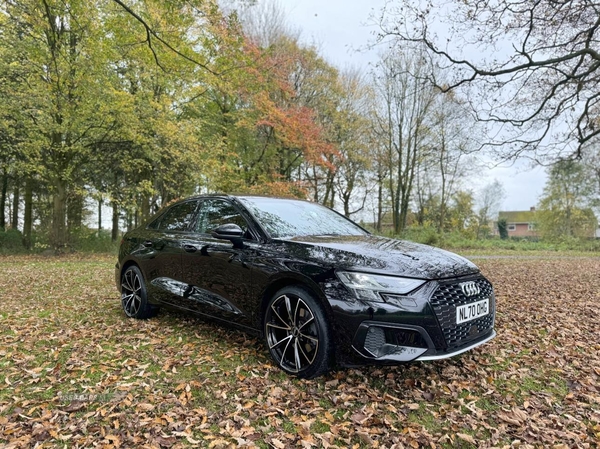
[429,277,495,349]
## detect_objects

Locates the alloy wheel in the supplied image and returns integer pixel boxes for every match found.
[121,268,142,317]
[265,293,320,373]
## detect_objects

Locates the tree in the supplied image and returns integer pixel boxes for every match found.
[377,0,600,159]
[331,69,374,218]
[235,0,299,48]
[448,190,475,235]
[413,90,474,232]
[475,180,506,239]
[0,0,230,247]
[497,218,508,240]
[372,46,437,233]
[537,159,597,239]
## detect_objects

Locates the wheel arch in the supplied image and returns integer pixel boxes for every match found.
[119,259,140,281]
[258,273,337,337]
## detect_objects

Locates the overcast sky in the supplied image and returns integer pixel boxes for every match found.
[282,0,547,212]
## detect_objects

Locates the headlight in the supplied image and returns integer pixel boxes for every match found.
[336,271,425,301]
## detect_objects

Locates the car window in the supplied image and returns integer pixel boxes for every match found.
[195,199,251,237]
[158,201,198,232]
[238,197,368,238]
[147,215,161,230]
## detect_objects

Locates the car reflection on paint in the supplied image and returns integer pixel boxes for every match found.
[116,195,496,378]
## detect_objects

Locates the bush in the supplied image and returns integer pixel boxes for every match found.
[379,225,600,252]
[72,228,118,253]
[497,218,508,240]
[0,229,25,253]
[397,226,440,246]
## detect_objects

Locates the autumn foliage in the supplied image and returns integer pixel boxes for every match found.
[0,0,346,248]
[1,255,599,447]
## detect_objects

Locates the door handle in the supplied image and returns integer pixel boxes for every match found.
[142,240,153,248]
[183,244,198,253]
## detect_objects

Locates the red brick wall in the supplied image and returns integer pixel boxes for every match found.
[508,223,536,237]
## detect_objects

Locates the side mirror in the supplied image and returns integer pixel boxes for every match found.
[211,223,245,247]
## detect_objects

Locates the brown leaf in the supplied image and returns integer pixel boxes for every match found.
[62,401,85,413]
[457,433,476,444]
[357,431,374,445]
[271,438,285,449]
[351,413,369,424]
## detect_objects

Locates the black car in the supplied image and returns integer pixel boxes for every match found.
[116,195,496,378]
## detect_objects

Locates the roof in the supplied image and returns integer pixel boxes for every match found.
[498,210,536,224]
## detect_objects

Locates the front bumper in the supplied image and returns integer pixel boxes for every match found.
[327,274,496,365]
[350,321,496,363]
[417,330,496,361]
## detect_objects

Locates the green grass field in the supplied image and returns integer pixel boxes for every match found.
[1,254,599,448]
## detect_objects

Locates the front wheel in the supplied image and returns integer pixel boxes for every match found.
[264,286,333,378]
[121,265,156,319]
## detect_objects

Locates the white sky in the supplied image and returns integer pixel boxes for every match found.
[283,0,547,212]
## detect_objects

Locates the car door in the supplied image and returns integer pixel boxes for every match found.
[178,198,256,328]
[141,200,200,305]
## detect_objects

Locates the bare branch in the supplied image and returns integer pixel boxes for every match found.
[377,0,600,160]
[109,0,217,76]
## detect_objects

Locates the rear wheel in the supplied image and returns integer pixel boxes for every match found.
[264,286,333,378]
[121,266,155,319]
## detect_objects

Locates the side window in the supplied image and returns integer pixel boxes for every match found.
[158,201,198,232]
[147,215,161,230]
[195,200,251,237]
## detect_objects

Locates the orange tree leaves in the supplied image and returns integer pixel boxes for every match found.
[193,27,339,196]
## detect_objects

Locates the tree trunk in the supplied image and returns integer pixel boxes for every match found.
[377,174,383,232]
[23,178,33,249]
[393,177,401,234]
[438,145,447,233]
[141,195,150,223]
[311,164,319,203]
[343,193,350,217]
[98,196,102,233]
[0,168,7,231]
[67,191,84,234]
[125,211,133,231]
[111,201,119,242]
[52,179,68,250]
[12,181,19,230]
[389,165,397,233]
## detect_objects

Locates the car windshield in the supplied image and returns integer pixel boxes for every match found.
[238,197,368,239]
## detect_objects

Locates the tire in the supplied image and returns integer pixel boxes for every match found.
[264,286,333,378]
[120,265,156,319]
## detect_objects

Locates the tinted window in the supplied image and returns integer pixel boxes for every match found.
[195,199,250,235]
[147,217,160,230]
[238,197,367,238]
[158,201,198,232]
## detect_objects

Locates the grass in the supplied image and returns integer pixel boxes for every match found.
[0,255,599,447]
[367,225,600,255]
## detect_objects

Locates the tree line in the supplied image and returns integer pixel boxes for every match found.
[2,0,596,251]
[0,0,496,250]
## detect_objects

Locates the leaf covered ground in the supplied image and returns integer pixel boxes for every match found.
[0,255,599,448]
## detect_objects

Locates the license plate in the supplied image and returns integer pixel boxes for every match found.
[456,298,489,324]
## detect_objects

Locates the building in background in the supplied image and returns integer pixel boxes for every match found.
[496,207,538,238]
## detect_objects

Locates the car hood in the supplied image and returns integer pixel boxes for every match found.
[276,234,479,280]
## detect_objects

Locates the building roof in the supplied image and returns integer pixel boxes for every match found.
[498,210,536,224]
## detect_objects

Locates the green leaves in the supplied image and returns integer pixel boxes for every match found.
[0,1,376,244]
[537,159,597,240]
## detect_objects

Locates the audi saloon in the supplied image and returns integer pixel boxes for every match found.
[116,195,496,378]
